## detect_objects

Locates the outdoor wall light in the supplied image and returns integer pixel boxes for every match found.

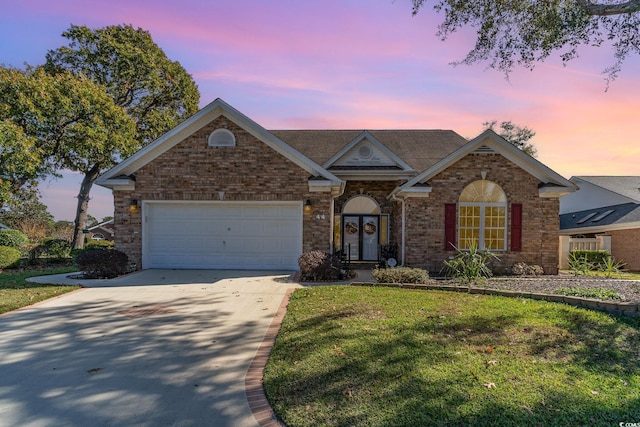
[129,199,138,212]
[304,199,312,211]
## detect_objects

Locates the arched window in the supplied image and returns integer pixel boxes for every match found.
[342,195,380,214]
[458,180,507,250]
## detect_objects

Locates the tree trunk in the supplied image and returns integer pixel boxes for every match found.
[71,164,101,250]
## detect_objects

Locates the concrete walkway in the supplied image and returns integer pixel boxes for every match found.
[1,270,302,427]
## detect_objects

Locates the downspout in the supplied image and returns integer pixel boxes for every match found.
[390,193,405,266]
[330,181,347,254]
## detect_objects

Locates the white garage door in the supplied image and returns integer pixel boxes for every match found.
[143,202,302,270]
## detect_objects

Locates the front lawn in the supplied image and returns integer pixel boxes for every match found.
[0,267,80,314]
[264,286,640,426]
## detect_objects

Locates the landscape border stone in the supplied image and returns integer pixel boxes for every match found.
[350,282,640,317]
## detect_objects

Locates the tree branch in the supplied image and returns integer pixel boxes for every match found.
[576,0,640,16]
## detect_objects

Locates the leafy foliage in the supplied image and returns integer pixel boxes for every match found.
[483,120,537,157]
[44,24,200,144]
[75,248,129,279]
[298,250,344,281]
[442,244,498,284]
[599,255,626,278]
[0,229,29,248]
[86,240,114,249]
[554,286,623,300]
[410,0,640,82]
[0,246,21,269]
[371,266,429,283]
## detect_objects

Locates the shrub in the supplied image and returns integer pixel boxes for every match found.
[0,246,21,269]
[298,250,343,281]
[41,238,72,257]
[86,240,114,249]
[371,266,429,284]
[570,250,611,270]
[599,256,625,278]
[75,248,129,279]
[0,229,29,248]
[568,251,596,276]
[442,244,499,284]
[511,262,544,276]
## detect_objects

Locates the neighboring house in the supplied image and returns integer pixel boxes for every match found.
[0,223,9,231]
[96,99,576,274]
[560,176,640,271]
[88,219,115,242]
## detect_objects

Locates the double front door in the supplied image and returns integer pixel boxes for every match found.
[342,215,379,261]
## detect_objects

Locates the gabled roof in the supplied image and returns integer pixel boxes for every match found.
[96,98,341,188]
[394,129,577,198]
[270,129,467,173]
[572,176,640,203]
[560,202,640,233]
[88,219,115,235]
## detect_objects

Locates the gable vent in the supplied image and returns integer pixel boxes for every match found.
[473,145,496,154]
[208,129,236,147]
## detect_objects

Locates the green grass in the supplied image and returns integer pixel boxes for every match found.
[0,266,80,314]
[264,286,640,427]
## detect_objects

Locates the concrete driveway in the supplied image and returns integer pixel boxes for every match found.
[0,270,302,427]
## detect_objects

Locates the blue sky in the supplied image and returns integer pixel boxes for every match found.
[2,0,640,220]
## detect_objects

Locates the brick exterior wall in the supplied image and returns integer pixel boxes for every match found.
[607,228,640,271]
[113,116,332,269]
[112,119,561,273]
[403,154,560,274]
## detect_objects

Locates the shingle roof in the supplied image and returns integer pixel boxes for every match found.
[270,130,468,172]
[560,202,640,231]
[574,176,640,203]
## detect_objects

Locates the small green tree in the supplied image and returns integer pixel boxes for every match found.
[484,120,537,157]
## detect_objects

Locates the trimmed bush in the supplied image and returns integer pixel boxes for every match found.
[298,250,343,281]
[41,238,72,257]
[86,240,114,249]
[372,266,429,284]
[75,248,129,279]
[570,250,611,269]
[0,246,21,269]
[0,229,29,248]
[511,262,544,276]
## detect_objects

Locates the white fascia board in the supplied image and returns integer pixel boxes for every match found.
[329,170,415,181]
[560,221,640,235]
[400,129,577,192]
[539,186,577,198]
[396,186,432,199]
[97,177,136,190]
[96,98,340,188]
[322,130,414,172]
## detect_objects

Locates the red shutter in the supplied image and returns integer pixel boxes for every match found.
[444,203,457,251]
[511,203,522,252]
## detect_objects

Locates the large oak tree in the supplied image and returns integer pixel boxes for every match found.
[410,0,640,81]
[0,66,137,248]
[42,25,200,247]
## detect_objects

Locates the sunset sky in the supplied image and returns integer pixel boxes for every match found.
[2,0,639,221]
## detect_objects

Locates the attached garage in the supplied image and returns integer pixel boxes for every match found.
[142,201,302,270]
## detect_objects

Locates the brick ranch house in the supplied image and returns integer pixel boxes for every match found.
[96,99,576,274]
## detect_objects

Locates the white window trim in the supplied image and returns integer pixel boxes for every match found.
[458,201,507,251]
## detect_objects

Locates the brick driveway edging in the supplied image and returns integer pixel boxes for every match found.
[245,288,295,427]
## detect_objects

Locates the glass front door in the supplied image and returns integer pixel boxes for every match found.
[342,215,379,261]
